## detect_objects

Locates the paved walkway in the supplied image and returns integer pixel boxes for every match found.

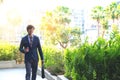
[0,68,47,80]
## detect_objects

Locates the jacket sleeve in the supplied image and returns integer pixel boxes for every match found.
[37,37,44,60]
[19,38,25,53]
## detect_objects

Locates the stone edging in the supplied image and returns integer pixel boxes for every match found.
[37,68,57,80]
[57,75,68,80]
[0,60,24,68]
[37,68,68,80]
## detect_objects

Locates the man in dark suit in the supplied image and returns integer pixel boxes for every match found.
[19,25,44,80]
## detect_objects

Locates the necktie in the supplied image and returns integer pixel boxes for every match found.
[30,36,33,47]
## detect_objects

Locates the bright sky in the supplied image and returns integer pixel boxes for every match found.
[0,0,118,27]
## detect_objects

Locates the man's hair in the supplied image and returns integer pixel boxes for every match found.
[27,25,35,31]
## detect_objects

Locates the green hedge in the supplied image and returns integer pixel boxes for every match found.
[64,35,120,80]
[0,43,64,75]
[42,45,64,75]
[0,44,18,61]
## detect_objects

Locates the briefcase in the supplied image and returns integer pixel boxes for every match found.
[41,64,45,78]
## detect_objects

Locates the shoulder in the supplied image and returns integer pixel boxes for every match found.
[22,35,28,40]
[34,35,39,39]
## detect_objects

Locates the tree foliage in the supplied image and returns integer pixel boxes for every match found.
[91,6,105,37]
[91,2,120,38]
[40,6,81,49]
[105,2,120,22]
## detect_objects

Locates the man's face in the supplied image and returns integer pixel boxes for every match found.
[27,28,34,35]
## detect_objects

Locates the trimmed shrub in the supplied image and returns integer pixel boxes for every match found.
[42,45,64,75]
[64,36,120,80]
[0,44,18,61]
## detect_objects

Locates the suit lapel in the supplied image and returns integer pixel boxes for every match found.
[26,35,30,47]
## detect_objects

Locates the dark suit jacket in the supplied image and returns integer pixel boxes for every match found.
[19,35,44,62]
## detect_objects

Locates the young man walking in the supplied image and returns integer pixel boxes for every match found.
[19,25,44,80]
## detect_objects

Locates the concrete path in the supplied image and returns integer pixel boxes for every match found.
[0,68,47,80]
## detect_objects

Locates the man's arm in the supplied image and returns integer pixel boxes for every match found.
[19,38,25,53]
[37,37,44,61]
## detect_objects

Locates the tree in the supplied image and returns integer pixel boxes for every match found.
[104,2,120,38]
[40,6,81,49]
[108,2,117,23]
[115,4,120,21]
[105,2,120,24]
[91,3,120,38]
[91,6,104,37]
[100,18,109,38]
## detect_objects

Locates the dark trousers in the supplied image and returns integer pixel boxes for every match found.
[25,60,38,80]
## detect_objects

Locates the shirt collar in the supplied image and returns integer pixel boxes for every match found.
[28,34,34,38]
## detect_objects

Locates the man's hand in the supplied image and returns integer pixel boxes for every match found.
[25,47,29,53]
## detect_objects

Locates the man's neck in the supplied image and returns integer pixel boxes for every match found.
[28,34,33,37]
